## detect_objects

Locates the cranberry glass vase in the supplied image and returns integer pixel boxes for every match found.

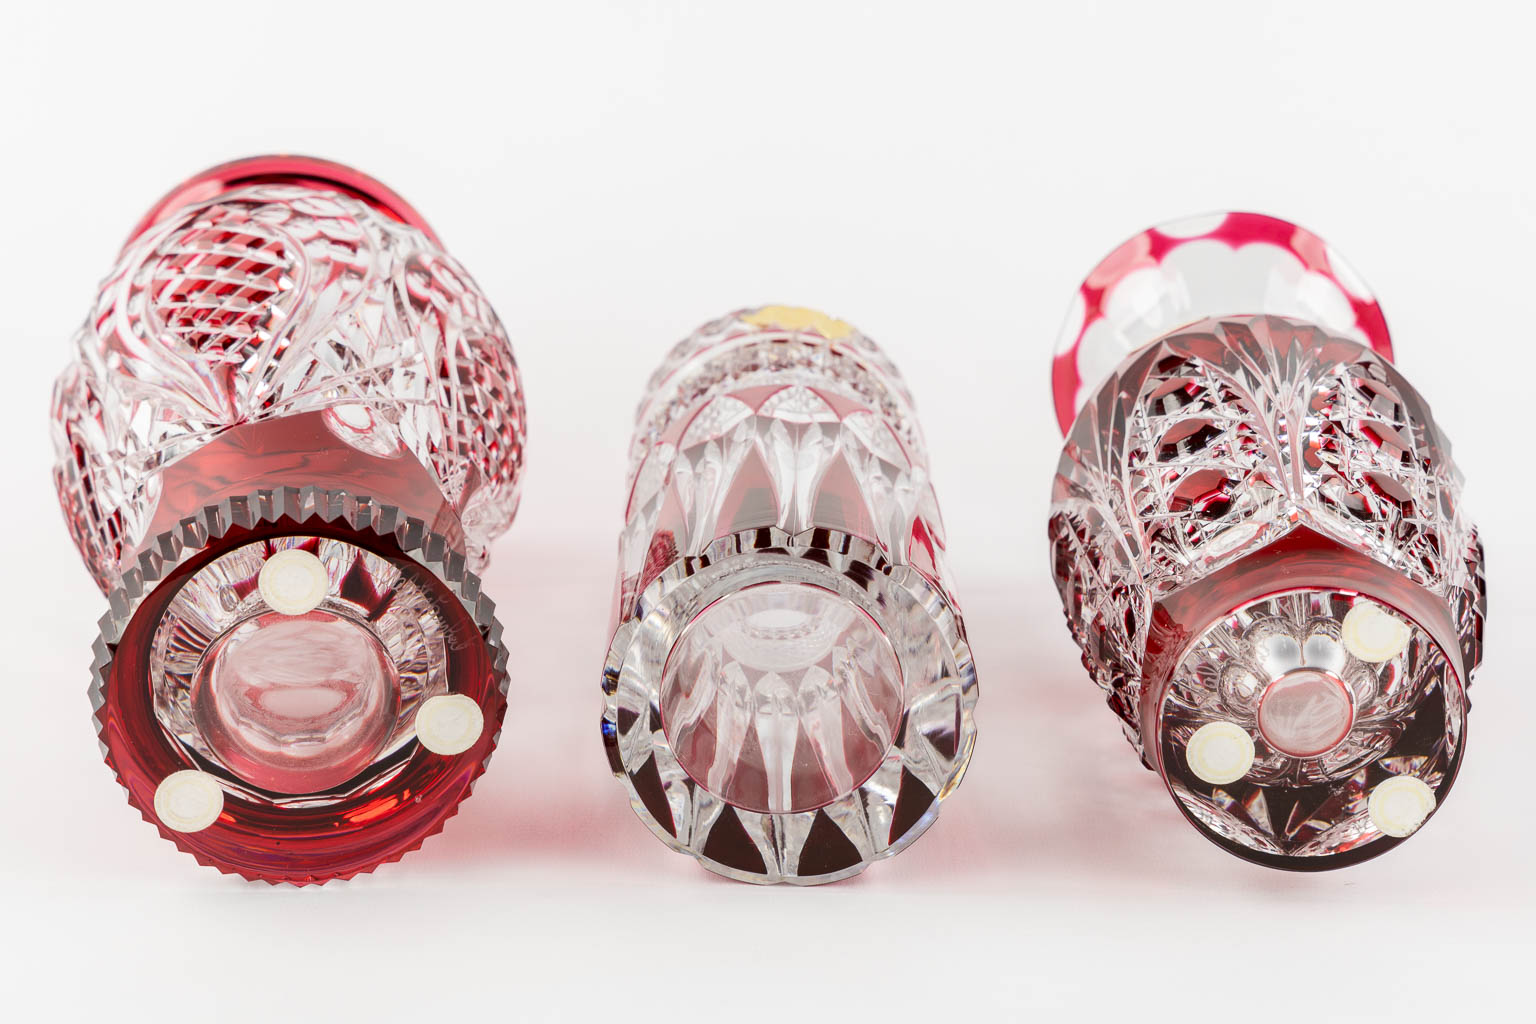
[1048,214,1485,868]
[602,306,978,884]
[50,156,526,883]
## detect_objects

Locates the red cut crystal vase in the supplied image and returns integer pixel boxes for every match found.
[1048,214,1485,868]
[50,156,526,883]
[602,306,978,884]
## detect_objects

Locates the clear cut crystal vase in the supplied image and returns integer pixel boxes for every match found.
[1048,213,1485,868]
[50,156,526,883]
[602,306,978,884]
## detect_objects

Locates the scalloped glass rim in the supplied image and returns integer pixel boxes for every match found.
[1051,211,1393,435]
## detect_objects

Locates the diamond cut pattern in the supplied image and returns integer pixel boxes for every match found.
[52,185,525,590]
[1049,316,1485,752]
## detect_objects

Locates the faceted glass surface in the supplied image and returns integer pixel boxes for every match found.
[604,306,977,883]
[617,306,948,615]
[52,161,521,883]
[661,582,903,814]
[1161,588,1464,858]
[1049,313,1484,865]
[51,179,526,591]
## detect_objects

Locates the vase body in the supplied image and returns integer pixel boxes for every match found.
[1048,215,1485,867]
[602,306,977,883]
[50,156,526,883]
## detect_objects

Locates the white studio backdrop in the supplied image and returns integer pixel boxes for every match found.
[2,2,1531,1020]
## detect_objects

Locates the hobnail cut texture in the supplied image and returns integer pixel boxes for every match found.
[51,181,526,591]
[1049,314,1484,862]
[603,306,977,884]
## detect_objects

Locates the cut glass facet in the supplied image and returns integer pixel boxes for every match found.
[660,581,904,815]
[1047,215,1485,869]
[51,157,524,883]
[603,306,977,884]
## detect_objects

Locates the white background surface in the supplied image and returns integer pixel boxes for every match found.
[3,2,1532,1020]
